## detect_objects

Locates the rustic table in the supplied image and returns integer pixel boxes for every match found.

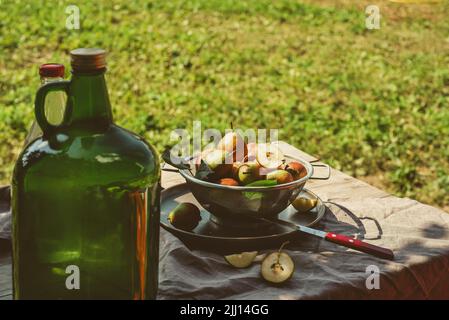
[2,142,449,299]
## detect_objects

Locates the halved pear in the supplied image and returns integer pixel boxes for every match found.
[292,197,318,213]
[256,143,284,171]
[224,251,258,268]
[261,251,295,284]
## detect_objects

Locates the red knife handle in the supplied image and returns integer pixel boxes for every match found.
[325,232,394,260]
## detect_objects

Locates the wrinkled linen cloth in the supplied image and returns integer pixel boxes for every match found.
[1,142,449,299]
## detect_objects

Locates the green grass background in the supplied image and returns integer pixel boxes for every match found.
[0,0,448,210]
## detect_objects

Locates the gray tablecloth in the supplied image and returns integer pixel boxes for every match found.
[0,186,10,241]
[2,142,449,299]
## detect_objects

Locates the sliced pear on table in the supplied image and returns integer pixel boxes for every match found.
[260,242,295,284]
[224,251,258,268]
[261,251,295,284]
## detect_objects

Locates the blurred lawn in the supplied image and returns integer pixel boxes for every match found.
[0,0,448,210]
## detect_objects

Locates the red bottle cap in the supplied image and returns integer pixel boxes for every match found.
[39,63,65,78]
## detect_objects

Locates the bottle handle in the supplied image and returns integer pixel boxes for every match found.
[35,81,71,135]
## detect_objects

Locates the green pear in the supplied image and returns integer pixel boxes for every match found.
[168,203,201,231]
[237,161,264,185]
[231,161,243,178]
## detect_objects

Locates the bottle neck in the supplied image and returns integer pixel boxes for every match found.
[41,76,64,85]
[68,71,113,127]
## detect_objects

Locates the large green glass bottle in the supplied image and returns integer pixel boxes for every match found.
[12,48,160,300]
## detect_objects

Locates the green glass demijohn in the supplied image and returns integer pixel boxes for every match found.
[12,48,161,300]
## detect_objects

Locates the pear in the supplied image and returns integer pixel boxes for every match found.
[246,142,258,161]
[266,169,293,185]
[224,251,258,268]
[217,131,247,162]
[218,178,239,186]
[292,197,318,213]
[279,161,307,180]
[168,203,202,231]
[202,149,233,179]
[237,161,264,185]
[237,164,255,185]
[231,161,243,178]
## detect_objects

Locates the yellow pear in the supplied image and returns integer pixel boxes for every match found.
[217,131,247,162]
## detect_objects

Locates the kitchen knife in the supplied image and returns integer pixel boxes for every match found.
[264,218,395,261]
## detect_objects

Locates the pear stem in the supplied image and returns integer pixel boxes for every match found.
[277,241,289,264]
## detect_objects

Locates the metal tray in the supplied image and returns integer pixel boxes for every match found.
[160,183,325,253]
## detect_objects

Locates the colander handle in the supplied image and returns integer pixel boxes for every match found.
[161,162,179,173]
[310,163,331,180]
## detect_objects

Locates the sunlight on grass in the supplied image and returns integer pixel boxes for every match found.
[0,0,448,209]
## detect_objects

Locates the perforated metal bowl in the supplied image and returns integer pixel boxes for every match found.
[178,156,329,226]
